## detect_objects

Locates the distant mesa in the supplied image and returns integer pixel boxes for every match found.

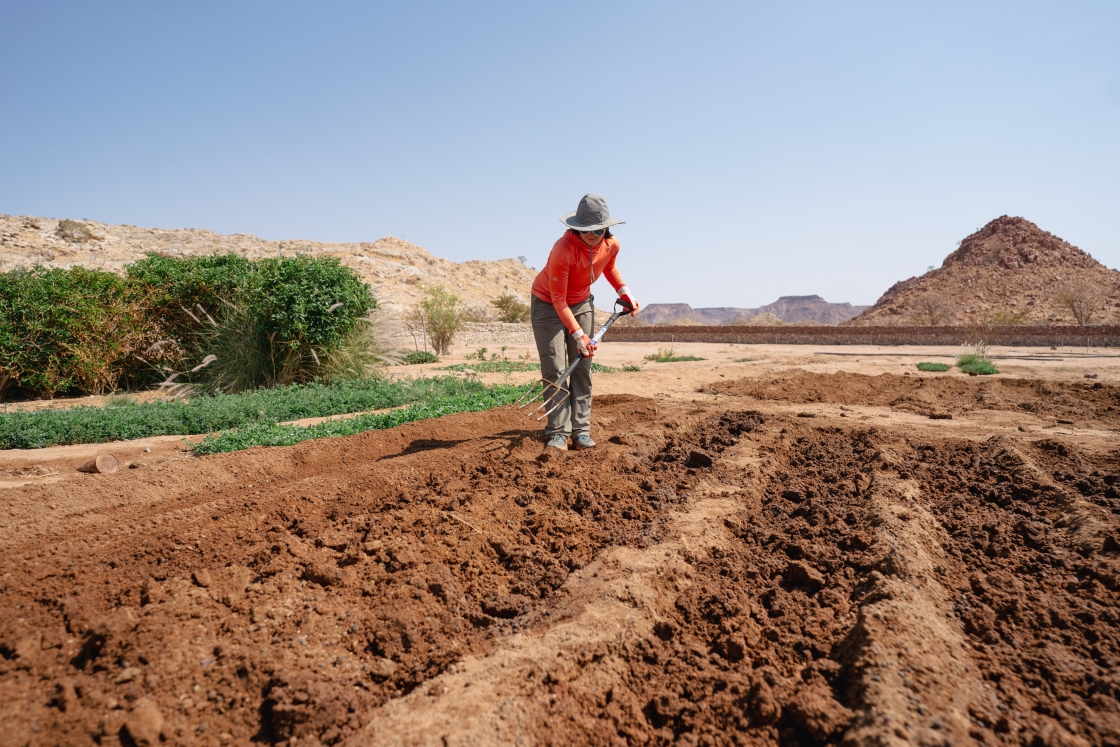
[846,216,1120,326]
[637,296,870,326]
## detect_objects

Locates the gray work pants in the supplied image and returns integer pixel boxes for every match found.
[531,295,593,438]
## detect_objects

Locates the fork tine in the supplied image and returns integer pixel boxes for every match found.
[538,390,571,420]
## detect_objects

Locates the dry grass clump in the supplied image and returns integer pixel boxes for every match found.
[56,219,93,243]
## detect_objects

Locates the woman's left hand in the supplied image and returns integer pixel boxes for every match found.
[620,292,639,316]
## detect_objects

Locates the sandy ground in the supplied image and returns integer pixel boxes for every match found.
[2,343,1119,746]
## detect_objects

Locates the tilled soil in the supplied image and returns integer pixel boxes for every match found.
[2,373,1119,746]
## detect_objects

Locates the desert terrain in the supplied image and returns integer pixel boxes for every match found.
[2,342,1119,746]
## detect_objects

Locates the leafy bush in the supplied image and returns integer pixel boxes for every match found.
[409,285,465,355]
[0,376,480,449]
[621,364,643,372]
[129,253,374,363]
[957,356,1000,375]
[191,381,527,454]
[133,253,376,393]
[956,343,999,374]
[56,219,93,243]
[916,362,951,372]
[401,350,439,365]
[0,267,159,398]
[644,346,706,363]
[491,293,531,323]
[0,255,379,399]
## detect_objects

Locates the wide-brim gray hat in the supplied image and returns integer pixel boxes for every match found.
[560,193,625,231]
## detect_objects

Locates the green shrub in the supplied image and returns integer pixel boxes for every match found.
[131,254,377,393]
[0,267,159,398]
[409,285,464,355]
[401,350,439,365]
[129,253,373,355]
[957,356,1000,375]
[621,364,643,372]
[0,254,379,399]
[644,346,706,363]
[491,293,531,323]
[916,362,951,372]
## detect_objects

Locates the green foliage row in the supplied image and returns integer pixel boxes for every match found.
[191,382,527,454]
[0,254,376,399]
[916,362,951,372]
[437,360,619,374]
[0,376,477,449]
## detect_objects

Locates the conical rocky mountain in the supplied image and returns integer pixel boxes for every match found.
[847,216,1120,326]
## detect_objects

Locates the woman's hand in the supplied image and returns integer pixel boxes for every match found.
[572,329,596,357]
[618,287,640,316]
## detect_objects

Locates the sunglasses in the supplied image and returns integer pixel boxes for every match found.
[578,228,606,236]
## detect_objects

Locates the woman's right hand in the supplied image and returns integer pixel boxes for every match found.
[571,330,596,357]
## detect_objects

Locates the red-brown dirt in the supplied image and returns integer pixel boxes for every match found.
[2,374,1119,746]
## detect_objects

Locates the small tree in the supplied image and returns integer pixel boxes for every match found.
[912,293,952,326]
[410,285,464,355]
[491,293,531,323]
[1055,285,1103,326]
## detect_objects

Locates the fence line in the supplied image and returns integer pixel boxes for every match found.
[606,325,1120,347]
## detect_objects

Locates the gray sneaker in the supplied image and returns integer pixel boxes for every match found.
[573,434,596,450]
[546,434,568,450]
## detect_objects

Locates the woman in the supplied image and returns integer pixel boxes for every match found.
[530,194,639,450]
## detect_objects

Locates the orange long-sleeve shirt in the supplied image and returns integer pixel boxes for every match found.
[531,231,627,334]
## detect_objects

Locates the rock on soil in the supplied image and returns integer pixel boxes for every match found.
[1,375,1119,746]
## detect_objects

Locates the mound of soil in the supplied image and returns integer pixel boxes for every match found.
[2,387,1119,746]
[849,215,1120,326]
[710,369,1120,426]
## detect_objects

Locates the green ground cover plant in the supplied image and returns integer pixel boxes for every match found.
[916,362,951,372]
[401,350,439,365]
[956,342,999,375]
[732,357,755,363]
[0,376,480,449]
[621,364,643,372]
[437,361,617,374]
[957,356,1000,375]
[644,347,706,363]
[191,382,527,454]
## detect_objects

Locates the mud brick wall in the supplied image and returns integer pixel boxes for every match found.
[607,325,1120,347]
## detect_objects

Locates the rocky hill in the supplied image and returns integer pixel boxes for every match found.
[0,214,537,317]
[848,216,1120,326]
[637,296,869,325]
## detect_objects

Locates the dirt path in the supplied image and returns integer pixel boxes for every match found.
[2,347,1119,746]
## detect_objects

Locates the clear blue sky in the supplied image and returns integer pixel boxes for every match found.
[2,1,1118,308]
